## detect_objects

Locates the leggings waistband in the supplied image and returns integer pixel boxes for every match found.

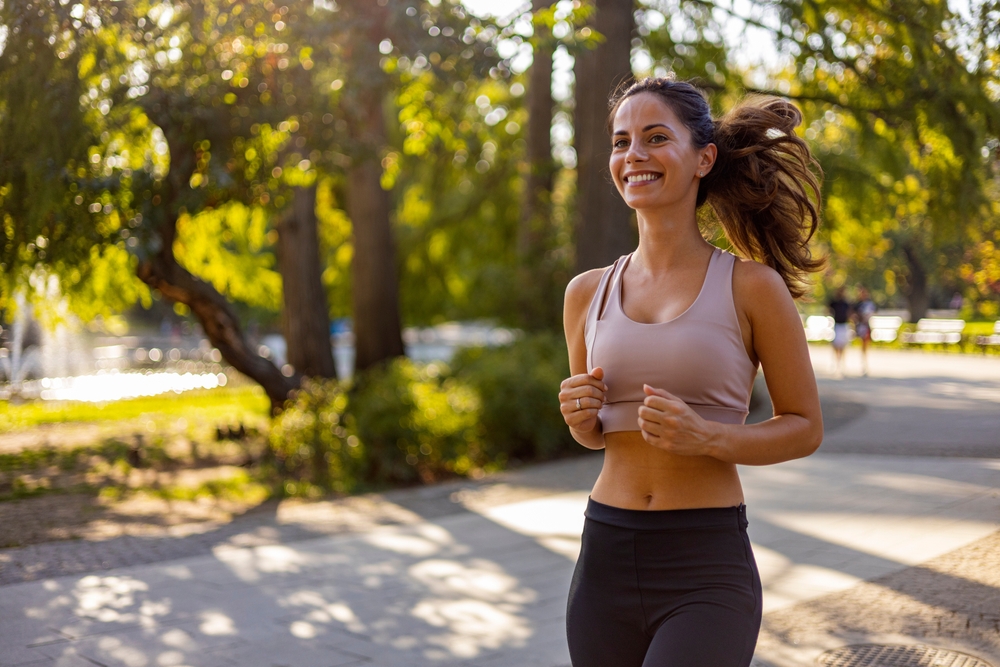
[585,497,747,531]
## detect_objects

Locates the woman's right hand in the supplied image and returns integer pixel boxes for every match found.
[559,367,607,434]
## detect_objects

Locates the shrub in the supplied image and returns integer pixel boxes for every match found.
[269,359,482,493]
[452,331,574,463]
[268,333,577,494]
[268,379,363,494]
[351,358,481,485]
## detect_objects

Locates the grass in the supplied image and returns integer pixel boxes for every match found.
[0,385,274,505]
[0,385,270,433]
[98,469,273,505]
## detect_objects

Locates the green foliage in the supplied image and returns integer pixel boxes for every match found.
[270,361,482,494]
[393,70,526,325]
[638,0,1000,312]
[268,379,361,495]
[267,334,577,493]
[452,332,574,461]
[351,358,482,484]
[174,203,283,315]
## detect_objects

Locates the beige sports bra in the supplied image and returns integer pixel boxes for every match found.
[585,247,758,434]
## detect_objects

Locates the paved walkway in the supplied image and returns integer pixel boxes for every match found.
[2,347,999,667]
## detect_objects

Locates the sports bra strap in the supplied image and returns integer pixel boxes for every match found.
[584,257,623,370]
[700,248,734,303]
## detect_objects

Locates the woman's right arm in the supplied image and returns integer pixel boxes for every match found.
[559,270,609,450]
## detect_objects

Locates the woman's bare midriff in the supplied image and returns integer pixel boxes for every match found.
[590,431,745,510]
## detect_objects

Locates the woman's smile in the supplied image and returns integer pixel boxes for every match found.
[624,171,663,186]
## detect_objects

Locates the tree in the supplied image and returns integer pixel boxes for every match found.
[277,185,336,378]
[574,0,637,273]
[638,0,1000,317]
[515,0,559,329]
[0,2,147,322]
[1,0,513,410]
[0,1,337,410]
[333,1,406,372]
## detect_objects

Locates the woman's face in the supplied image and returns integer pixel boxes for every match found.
[608,92,716,212]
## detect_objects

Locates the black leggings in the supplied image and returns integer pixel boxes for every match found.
[566,499,762,667]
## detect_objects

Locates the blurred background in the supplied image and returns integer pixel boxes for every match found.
[0,0,998,530]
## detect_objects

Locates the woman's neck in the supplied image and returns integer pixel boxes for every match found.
[633,207,712,273]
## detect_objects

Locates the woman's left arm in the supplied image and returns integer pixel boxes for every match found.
[638,261,823,465]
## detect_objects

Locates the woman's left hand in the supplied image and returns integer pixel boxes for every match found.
[637,384,716,456]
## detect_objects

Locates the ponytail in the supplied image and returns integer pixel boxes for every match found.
[608,79,825,298]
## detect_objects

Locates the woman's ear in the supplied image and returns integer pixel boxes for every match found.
[699,143,718,176]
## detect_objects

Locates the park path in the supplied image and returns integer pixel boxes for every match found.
[2,347,999,667]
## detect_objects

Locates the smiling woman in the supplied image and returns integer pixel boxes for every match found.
[558,78,826,667]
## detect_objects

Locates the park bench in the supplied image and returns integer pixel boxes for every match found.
[900,318,965,345]
[803,315,836,342]
[867,315,904,342]
[803,314,904,343]
[975,320,1000,348]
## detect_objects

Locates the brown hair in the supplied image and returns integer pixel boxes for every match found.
[607,78,825,299]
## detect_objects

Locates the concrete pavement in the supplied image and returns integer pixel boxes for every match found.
[1,347,999,667]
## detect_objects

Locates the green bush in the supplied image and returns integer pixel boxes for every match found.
[268,333,577,495]
[268,379,363,495]
[269,359,482,493]
[452,332,574,462]
[351,358,481,485]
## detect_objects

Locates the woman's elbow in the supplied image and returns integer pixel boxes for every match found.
[801,413,824,457]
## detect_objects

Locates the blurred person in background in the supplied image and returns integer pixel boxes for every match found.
[828,286,852,377]
[853,286,876,376]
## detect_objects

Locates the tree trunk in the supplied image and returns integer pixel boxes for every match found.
[137,120,295,413]
[346,152,405,372]
[342,3,405,373]
[137,252,296,413]
[574,0,636,273]
[902,243,929,322]
[277,184,336,379]
[517,0,559,330]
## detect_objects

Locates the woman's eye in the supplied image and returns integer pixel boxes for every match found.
[649,134,667,143]
[613,139,628,149]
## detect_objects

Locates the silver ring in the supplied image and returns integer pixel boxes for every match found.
[576,398,582,410]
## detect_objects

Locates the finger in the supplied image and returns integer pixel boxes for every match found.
[642,387,685,412]
[637,405,663,425]
[560,386,605,405]
[637,416,662,437]
[567,409,601,428]
[571,396,605,414]
[642,395,684,413]
[567,373,606,391]
[642,384,681,401]
[587,368,608,392]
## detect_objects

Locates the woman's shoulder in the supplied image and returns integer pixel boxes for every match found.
[731,255,785,290]
[730,255,795,310]
[565,266,611,304]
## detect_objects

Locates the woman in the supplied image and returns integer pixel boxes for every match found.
[558,78,825,667]
[853,286,876,376]
[828,286,852,376]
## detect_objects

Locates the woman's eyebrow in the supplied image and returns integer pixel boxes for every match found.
[612,123,671,136]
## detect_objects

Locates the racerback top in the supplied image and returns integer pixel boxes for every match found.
[584,247,758,433]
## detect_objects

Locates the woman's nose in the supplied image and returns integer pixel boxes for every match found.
[625,141,647,162]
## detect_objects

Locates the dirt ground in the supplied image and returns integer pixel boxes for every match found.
[0,468,263,549]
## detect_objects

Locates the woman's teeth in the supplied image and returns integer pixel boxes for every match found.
[627,174,660,183]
